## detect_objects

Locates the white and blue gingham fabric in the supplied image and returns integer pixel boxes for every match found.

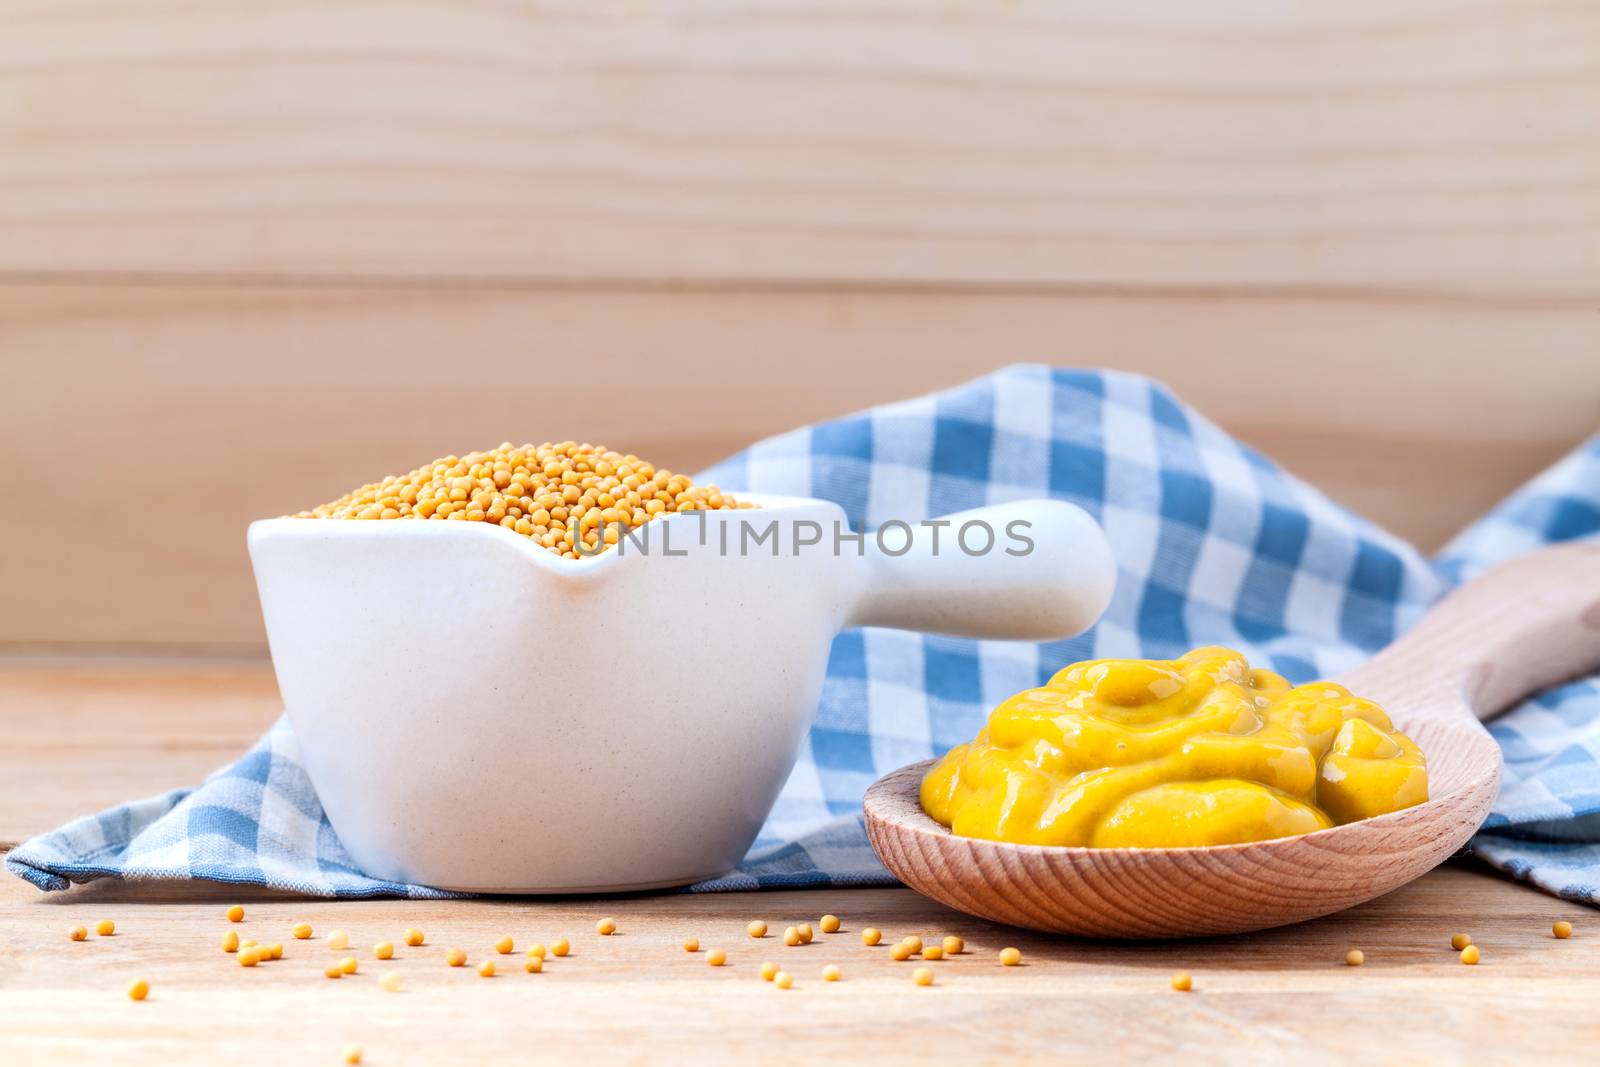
[10,366,1600,904]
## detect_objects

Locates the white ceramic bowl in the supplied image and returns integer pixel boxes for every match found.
[248,494,1113,892]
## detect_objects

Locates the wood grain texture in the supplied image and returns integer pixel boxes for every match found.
[4,283,1596,649]
[2,0,1598,295]
[1,666,1596,1062]
[2,865,1598,1066]
[864,542,1600,938]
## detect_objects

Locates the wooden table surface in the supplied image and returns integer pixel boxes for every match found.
[3,663,1598,1065]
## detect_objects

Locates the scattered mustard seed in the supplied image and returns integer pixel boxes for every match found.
[495,937,514,955]
[1346,950,1365,966]
[446,949,467,967]
[239,948,263,968]
[820,915,841,934]
[748,921,768,939]
[222,930,239,954]
[226,905,245,923]
[69,926,88,942]
[381,971,403,992]
[374,942,395,960]
[404,928,425,947]
[1450,933,1472,951]
[1171,972,1193,992]
[999,947,1022,967]
[823,964,841,982]
[1460,945,1480,965]
[478,960,495,978]
[901,936,922,954]
[683,938,700,953]
[327,930,350,951]
[861,928,882,947]
[527,943,547,959]
[913,968,934,986]
[890,943,914,962]
[597,918,617,936]
[707,949,727,967]
[291,923,312,940]
[922,945,944,961]
[324,965,343,980]
[775,971,794,990]
[524,956,543,974]
[1553,920,1573,939]
[343,1047,362,1065]
[760,962,778,981]
[943,936,964,956]
[783,927,801,947]
[268,943,284,960]
[797,923,814,944]
[95,920,115,937]
[127,979,150,1001]
[339,957,358,975]
[551,938,570,958]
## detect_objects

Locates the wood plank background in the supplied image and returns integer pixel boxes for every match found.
[2,0,1597,652]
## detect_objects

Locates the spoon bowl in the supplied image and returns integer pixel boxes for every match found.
[865,541,1600,937]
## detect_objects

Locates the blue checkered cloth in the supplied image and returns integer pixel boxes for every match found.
[10,366,1600,904]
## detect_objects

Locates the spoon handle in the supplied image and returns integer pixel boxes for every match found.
[1339,540,1600,722]
[844,499,1115,641]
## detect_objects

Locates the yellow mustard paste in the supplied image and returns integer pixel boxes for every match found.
[921,646,1428,848]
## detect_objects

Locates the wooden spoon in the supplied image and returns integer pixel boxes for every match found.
[864,541,1600,938]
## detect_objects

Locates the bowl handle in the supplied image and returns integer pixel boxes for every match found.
[842,499,1115,641]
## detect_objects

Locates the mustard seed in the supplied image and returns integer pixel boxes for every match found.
[820,915,841,934]
[404,928,425,947]
[999,947,1021,967]
[775,971,794,990]
[343,1047,362,1065]
[1554,920,1573,939]
[339,956,358,975]
[527,943,547,959]
[324,965,343,979]
[861,928,882,947]
[291,923,312,940]
[326,929,349,950]
[783,927,801,947]
[69,926,87,942]
[748,921,768,939]
[95,920,115,937]
[1461,945,1480,965]
[381,971,403,992]
[374,942,395,960]
[760,961,778,981]
[890,943,914,962]
[1346,950,1364,966]
[268,943,284,960]
[901,936,922,954]
[822,964,841,982]
[478,960,495,978]
[922,945,944,962]
[524,956,543,974]
[707,949,727,967]
[797,923,814,944]
[551,938,570,958]
[239,948,263,967]
[127,979,150,1001]
[446,949,467,967]
[597,918,616,936]
[942,936,964,956]
[683,938,700,953]
[913,968,934,986]
[495,937,514,955]
[1172,972,1192,991]
[1450,933,1472,951]
[222,930,239,953]
[226,905,245,923]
